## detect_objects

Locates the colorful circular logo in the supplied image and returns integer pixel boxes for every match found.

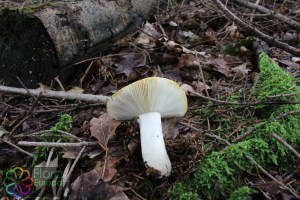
[3,167,34,197]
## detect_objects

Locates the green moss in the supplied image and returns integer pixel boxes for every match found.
[32,114,73,166]
[229,186,257,200]
[169,183,200,200]
[8,2,66,15]
[169,52,300,199]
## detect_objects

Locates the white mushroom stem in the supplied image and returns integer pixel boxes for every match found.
[138,112,171,177]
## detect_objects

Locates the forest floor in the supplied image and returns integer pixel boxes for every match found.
[0,0,300,199]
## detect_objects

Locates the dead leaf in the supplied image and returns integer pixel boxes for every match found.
[209,58,232,77]
[177,30,199,43]
[109,191,130,200]
[232,62,250,76]
[165,40,206,56]
[98,147,129,182]
[291,57,300,63]
[101,53,147,76]
[69,147,128,199]
[134,22,161,48]
[277,4,289,15]
[200,28,217,45]
[69,179,127,200]
[180,83,195,95]
[162,118,180,139]
[192,81,211,93]
[90,113,121,149]
[38,83,51,93]
[169,21,178,27]
[282,32,298,42]
[62,147,89,159]
[277,59,300,69]
[67,87,84,94]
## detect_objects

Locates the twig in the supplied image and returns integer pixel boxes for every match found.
[15,130,83,142]
[1,139,34,157]
[249,0,261,23]
[10,115,31,136]
[233,109,300,142]
[130,188,147,200]
[189,90,300,106]
[179,122,231,145]
[274,110,300,120]
[79,61,94,88]
[271,133,300,160]
[56,146,86,198]
[0,85,109,103]
[246,155,300,198]
[211,0,300,56]
[198,63,210,97]
[18,141,98,147]
[16,76,38,101]
[268,91,300,99]
[54,76,65,92]
[55,130,83,142]
[234,0,300,30]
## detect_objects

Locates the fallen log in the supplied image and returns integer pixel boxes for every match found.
[0,0,158,88]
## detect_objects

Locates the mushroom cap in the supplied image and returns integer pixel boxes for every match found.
[107,77,188,120]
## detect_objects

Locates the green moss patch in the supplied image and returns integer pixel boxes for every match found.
[169,52,300,199]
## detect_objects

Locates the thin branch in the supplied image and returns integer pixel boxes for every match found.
[271,133,300,160]
[233,110,300,142]
[56,146,86,198]
[0,85,109,103]
[246,155,300,199]
[268,91,300,99]
[1,139,34,157]
[18,141,98,147]
[211,0,300,56]
[234,0,300,30]
[179,121,231,145]
[189,90,300,106]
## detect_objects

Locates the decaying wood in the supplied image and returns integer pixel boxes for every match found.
[0,0,159,88]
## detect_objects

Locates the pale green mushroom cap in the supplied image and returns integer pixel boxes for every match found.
[107,77,188,120]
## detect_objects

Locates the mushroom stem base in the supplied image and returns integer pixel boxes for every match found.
[138,112,171,177]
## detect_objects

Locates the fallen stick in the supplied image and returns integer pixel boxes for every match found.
[234,0,300,30]
[18,141,98,147]
[0,85,110,103]
[212,0,300,56]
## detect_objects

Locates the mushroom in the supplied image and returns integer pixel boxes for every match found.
[106,77,187,177]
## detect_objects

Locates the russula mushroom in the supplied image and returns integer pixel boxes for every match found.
[106,77,187,177]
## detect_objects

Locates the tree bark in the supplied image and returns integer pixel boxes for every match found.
[0,0,159,88]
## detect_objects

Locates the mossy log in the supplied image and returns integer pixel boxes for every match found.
[0,0,158,88]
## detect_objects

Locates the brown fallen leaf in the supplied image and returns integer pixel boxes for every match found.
[192,81,211,93]
[232,62,250,76]
[277,59,300,69]
[69,147,129,199]
[199,28,217,45]
[209,58,232,77]
[162,118,180,139]
[69,179,127,200]
[101,53,147,76]
[90,113,121,149]
[134,22,161,48]
[67,87,84,94]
